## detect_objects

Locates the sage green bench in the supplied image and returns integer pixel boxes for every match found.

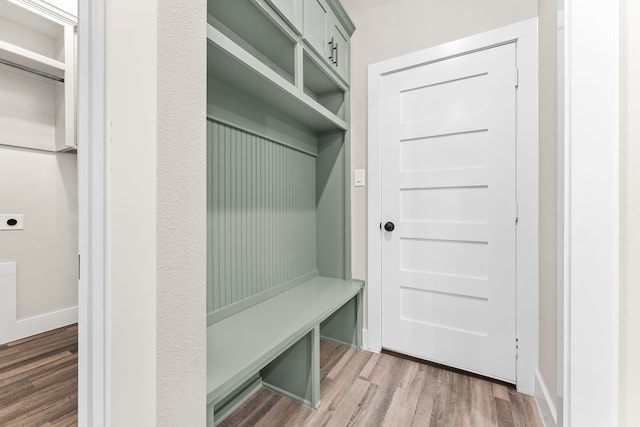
[206,276,364,425]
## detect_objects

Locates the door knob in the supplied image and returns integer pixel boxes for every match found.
[384,222,395,232]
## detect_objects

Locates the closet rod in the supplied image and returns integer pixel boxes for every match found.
[0,58,64,83]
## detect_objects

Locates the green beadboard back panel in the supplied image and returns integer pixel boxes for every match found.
[207,119,317,317]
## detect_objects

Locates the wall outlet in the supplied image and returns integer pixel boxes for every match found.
[0,214,24,231]
[354,169,366,187]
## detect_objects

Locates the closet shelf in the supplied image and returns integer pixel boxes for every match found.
[0,40,66,78]
[207,23,347,133]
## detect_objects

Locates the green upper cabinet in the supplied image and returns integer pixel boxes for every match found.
[303,0,353,83]
[267,0,303,34]
[302,0,330,60]
[327,12,349,82]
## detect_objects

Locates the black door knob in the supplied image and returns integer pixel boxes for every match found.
[384,222,395,232]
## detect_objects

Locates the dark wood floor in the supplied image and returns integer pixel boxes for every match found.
[0,324,78,426]
[220,340,544,427]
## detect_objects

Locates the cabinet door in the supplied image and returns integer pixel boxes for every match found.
[328,14,349,82]
[268,0,303,33]
[303,0,329,60]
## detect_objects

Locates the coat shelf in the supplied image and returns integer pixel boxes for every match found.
[207,23,347,133]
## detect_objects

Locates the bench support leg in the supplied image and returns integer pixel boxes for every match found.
[261,326,321,409]
[310,325,321,406]
[207,403,215,427]
[356,289,363,348]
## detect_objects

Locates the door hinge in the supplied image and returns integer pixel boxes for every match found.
[515,337,519,359]
[515,203,519,225]
[515,68,519,88]
[78,254,80,280]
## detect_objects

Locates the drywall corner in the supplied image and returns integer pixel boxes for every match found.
[156,0,207,425]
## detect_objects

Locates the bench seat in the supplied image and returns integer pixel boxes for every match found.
[206,276,364,425]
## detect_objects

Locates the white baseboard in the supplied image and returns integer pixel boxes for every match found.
[363,328,382,353]
[0,262,78,345]
[14,305,78,342]
[535,369,558,427]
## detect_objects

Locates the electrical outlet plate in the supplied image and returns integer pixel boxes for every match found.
[0,214,24,231]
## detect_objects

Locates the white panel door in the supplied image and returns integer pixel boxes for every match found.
[381,43,517,382]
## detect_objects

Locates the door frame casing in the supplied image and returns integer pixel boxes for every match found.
[78,0,109,425]
[367,18,539,394]
[559,0,620,425]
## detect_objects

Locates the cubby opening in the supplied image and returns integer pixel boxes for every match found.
[208,0,296,84]
[0,0,65,63]
[302,51,346,120]
[206,38,346,132]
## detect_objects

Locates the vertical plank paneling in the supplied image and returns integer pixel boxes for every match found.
[222,125,229,308]
[240,131,247,301]
[232,126,238,304]
[224,125,230,308]
[207,120,214,313]
[207,119,317,315]
[249,133,255,298]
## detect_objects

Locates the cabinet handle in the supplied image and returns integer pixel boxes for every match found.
[333,43,338,66]
[328,37,335,63]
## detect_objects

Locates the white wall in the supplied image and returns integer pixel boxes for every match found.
[0,146,77,324]
[538,0,558,410]
[106,0,206,424]
[620,0,640,424]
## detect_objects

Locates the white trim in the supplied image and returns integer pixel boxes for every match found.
[562,0,619,426]
[367,18,539,393]
[362,328,369,351]
[15,307,78,338]
[535,369,558,427]
[0,262,77,345]
[78,0,108,425]
[557,1,567,425]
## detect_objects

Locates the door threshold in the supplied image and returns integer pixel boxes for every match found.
[380,348,516,389]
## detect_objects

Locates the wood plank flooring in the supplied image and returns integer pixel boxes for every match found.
[0,327,543,427]
[220,340,544,427]
[0,324,78,426]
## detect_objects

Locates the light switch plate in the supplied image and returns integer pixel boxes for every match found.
[0,214,24,231]
[354,169,366,187]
